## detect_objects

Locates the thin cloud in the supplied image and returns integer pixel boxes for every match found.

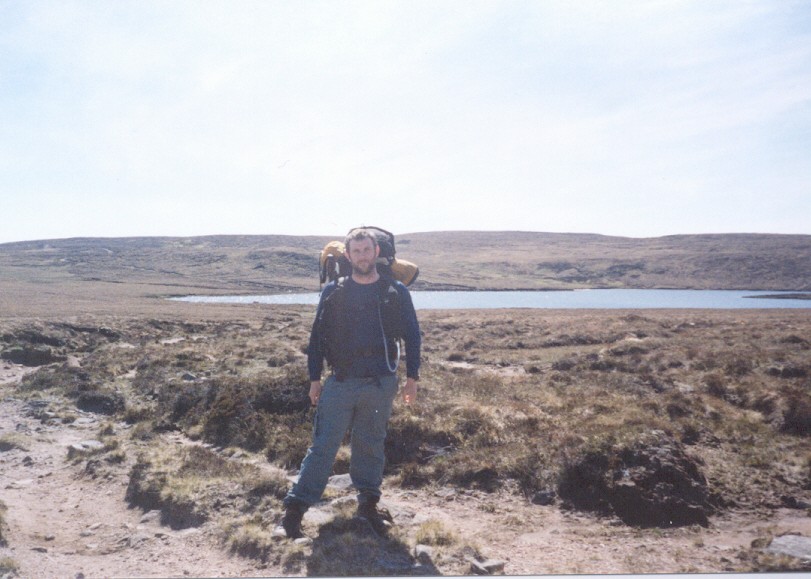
[1,1,809,242]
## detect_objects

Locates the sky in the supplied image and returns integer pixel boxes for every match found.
[1,0,810,243]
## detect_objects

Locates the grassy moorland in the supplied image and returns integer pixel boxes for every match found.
[1,307,810,574]
[0,232,810,575]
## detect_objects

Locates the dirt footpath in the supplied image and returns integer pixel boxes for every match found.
[0,382,270,578]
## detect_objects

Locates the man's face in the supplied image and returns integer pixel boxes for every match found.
[346,237,379,276]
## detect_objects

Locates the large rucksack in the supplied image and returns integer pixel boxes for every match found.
[319,226,419,287]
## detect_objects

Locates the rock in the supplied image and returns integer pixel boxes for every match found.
[304,507,333,526]
[782,496,811,510]
[22,455,34,467]
[31,546,48,553]
[140,510,161,524]
[181,373,197,381]
[468,557,505,575]
[326,473,353,490]
[6,478,34,489]
[330,495,357,509]
[415,544,433,563]
[294,537,313,546]
[67,440,105,459]
[532,490,556,506]
[482,559,506,574]
[435,487,457,500]
[127,532,151,547]
[765,535,811,561]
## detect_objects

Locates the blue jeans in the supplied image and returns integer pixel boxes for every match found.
[284,374,399,507]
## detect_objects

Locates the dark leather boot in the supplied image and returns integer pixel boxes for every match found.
[357,496,393,536]
[274,501,307,539]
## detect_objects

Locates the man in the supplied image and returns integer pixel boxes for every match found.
[276,227,421,539]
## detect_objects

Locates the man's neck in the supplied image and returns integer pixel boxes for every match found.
[351,270,380,285]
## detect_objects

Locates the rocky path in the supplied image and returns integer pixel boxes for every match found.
[0,381,269,578]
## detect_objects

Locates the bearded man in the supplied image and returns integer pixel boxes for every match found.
[275,227,421,538]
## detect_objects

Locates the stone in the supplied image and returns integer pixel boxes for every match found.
[765,535,811,561]
[6,478,34,489]
[303,508,333,526]
[139,510,162,524]
[128,533,151,547]
[294,537,313,546]
[469,558,490,575]
[481,559,506,574]
[330,495,357,509]
[532,490,556,506]
[781,496,811,510]
[67,440,105,460]
[326,473,353,490]
[415,544,433,563]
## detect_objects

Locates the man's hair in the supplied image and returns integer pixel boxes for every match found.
[345,227,378,251]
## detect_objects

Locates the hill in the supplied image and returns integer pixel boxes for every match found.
[0,232,809,300]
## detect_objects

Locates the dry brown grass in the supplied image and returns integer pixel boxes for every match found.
[2,306,811,572]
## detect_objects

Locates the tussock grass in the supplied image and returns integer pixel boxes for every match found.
[0,500,8,547]
[0,434,29,452]
[126,444,288,530]
[0,556,18,575]
[222,515,280,563]
[415,519,458,546]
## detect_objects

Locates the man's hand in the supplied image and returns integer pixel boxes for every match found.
[403,377,418,405]
[309,380,322,406]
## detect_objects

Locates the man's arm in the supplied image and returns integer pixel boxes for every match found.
[307,284,335,406]
[398,284,421,404]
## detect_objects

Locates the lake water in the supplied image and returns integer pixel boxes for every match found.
[172,289,811,310]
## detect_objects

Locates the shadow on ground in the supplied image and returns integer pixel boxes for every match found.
[304,515,440,576]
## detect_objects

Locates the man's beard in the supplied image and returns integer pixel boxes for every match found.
[352,261,376,276]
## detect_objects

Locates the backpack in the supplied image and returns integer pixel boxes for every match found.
[319,226,419,287]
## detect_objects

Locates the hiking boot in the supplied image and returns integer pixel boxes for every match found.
[273,502,306,540]
[357,499,394,536]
